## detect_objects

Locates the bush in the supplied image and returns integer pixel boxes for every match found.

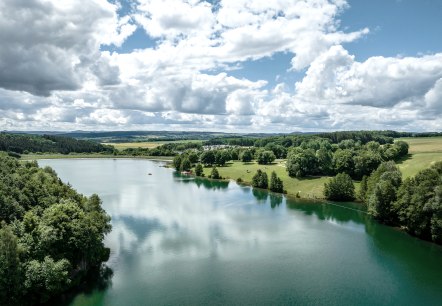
[324,173,355,201]
[252,169,268,189]
[269,171,283,193]
[195,163,203,176]
[210,166,220,179]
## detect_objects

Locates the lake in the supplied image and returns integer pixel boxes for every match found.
[39,159,442,306]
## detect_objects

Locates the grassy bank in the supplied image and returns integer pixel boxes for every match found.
[21,153,174,161]
[201,160,329,199]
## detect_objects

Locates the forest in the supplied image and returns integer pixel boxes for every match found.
[0,154,111,305]
[324,161,442,244]
[0,133,113,155]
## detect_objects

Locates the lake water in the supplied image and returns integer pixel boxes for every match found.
[39,159,442,306]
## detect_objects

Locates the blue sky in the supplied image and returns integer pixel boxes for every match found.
[1,0,442,132]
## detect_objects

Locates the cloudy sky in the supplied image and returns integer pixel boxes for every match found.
[1,0,442,132]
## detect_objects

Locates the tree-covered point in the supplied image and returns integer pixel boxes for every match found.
[0,133,113,155]
[360,161,442,244]
[0,154,111,305]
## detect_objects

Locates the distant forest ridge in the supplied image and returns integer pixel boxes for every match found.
[0,133,113,154]
[1,130,441,156]
[4,130,442,144]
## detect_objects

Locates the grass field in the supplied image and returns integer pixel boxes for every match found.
[105,140,202,150]
[396,137,442,178]
[201,160,329,199]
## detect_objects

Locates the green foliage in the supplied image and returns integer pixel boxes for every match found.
[323,173,355,201]
[0,132,113,155]
[173,155,182,171]
[0,223,23,305]
[257,150,276,165]
[210,166,221,179]
[240,149,253,162]
[269,171,284,193]
[252,169,268,189]
[215,150,230,166]
[195,163,204,176]
[394,162,442,242]
[365,161,402,223]
[332,149,355,176]
[201,151,216,166]
[180,157,191,171]
[24,256,71,304]
[0,155,111,304]
[286,149,317,178]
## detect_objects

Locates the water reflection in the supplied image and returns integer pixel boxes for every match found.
[37,159,442,306]
[269,194,283,209]
[173,172,230,190]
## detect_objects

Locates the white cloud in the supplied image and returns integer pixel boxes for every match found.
[0,0,441,132]
[0,0,133,96]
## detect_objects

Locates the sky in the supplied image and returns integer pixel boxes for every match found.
[1,0,442,133]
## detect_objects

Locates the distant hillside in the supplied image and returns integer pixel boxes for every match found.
[0,133,113,154]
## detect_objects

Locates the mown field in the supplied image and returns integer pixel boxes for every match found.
[201,160,329,199]
[198,137,442,198]
[396,137,442,178]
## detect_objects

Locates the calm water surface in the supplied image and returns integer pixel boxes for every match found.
[39,159,442,306]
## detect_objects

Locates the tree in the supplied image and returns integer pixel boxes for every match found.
[180,157,191,171]
[201,151,216,166]
[186,151,199,164]
[195,163,204,176]
[0,223,23,305]
[286,149,317,178]
[210,166,220,179]
[316,147,333,175]
[257,150,276,165]
[215,150,230,166]
[394,162,442,242]
[269,171,284,193]
[240,149,253,163]
[173,155,182,171]
[365,161,402,223]
[24,256,71,304]
[332,149,354,176]
[323,173,355,201]
[252,169,268,189]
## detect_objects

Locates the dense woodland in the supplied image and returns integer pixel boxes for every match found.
[0,133,113,155]
[0,154,111,305]
[323,161,442,244]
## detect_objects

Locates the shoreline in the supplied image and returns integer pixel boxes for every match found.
[20,153,174,161]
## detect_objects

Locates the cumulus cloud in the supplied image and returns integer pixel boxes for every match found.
[0,0,133,96]
[1,0,442,132]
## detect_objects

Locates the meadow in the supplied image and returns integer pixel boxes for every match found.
[396,137,442,178]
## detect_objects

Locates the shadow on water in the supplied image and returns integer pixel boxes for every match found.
[269,193,283,209]
[252,188,269,203]
[288,198,442,296]
[47,265,113,306]
[173,172,230,190]
[286,200,368,224]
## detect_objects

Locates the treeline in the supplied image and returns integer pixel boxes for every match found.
[286,139,409,179]
[116,142,202,157]
[0,133,113,155]
[0,154,111,305]
[203,130,411,148]
[323,161,442,244]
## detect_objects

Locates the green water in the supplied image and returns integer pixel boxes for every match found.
[39,159,442,306]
